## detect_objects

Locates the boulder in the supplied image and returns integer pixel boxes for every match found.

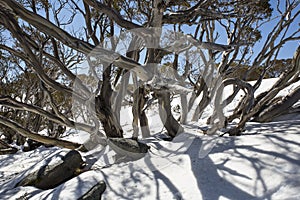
[15,150,84,189]
[78,181,106,200]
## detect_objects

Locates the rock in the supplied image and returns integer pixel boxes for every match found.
[15,150,84,189]
[78,181,106,200]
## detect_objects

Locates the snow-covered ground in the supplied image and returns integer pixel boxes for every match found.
[0,78,300,200]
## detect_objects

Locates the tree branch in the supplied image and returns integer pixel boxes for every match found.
[0,96,95,133]
[163,3,237,25]
[83,0,142,30]
[0,115,85,151]
[0,0,94,54]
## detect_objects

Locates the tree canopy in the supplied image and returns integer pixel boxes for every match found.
[0,0,299,151]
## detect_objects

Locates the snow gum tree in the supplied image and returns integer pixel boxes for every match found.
[0,0,299,151]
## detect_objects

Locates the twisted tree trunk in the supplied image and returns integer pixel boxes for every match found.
[96,65,123,138]
[157,92,184,138]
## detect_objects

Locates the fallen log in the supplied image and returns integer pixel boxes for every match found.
[0,139,18,155]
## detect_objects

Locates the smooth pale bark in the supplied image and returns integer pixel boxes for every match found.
[192,82,210,121]
[254,86,300,122]
[113,71,130,124]
[180,94,188,124]
[227,46,300,135]
[0,0,152,81]
[147,0,184,138]
[132,71,151,139]
[132,74,140,139]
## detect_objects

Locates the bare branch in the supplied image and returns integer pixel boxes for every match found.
[163,2,237,25]
[83,0,142,30]
[0,115,84,151]
[0,96,95,133]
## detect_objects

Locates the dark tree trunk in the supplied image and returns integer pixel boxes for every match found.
[157,92,184,138]
[140,111,151,138]
[96,65,123,138]
[132,86,151,138]
[138,87,151,138]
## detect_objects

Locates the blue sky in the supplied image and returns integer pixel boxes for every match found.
[55,0,299,61]
[249,0,299,59]
[181,1,299,60]
[7,0,297,63]
[73,1,299,75]
[256,0,299,59]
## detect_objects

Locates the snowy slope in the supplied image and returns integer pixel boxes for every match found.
[0,78,300,200]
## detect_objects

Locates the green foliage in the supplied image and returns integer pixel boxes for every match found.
[16,0,51,10]
[268,58,293,77]
[255,0,273,18]
[242,26,262,42]
[225,58,292,81]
